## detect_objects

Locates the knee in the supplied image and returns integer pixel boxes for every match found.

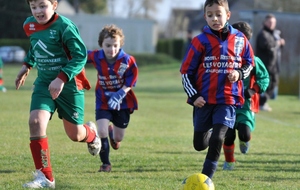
[28,118,39,128]
[98,126,108,138]
[113,133,123,142]
[193,139,208,151]
[224,129,236,146]
[238,124,251,142]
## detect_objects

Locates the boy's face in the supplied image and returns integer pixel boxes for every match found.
[102,36,121,60]
[29,0,57,24]
[204,3,230,31]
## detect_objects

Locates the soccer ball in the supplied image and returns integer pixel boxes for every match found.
[181,173,215,190]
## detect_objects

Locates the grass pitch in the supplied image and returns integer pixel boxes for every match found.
[0,63,299,189]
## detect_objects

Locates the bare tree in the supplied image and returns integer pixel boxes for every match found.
[123,0,162,19]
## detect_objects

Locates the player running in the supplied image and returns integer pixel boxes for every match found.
[15,0,101,188]
[222,21,270,170]
[180,0,255,179]
[87,24,138,172]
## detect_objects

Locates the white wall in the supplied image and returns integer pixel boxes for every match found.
[66,14,157,54]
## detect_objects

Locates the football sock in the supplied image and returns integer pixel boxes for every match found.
[202,159,218,179]
[29,136,54,182]
[83,123,96,143]
[0,78,4,90]
[223,144,235,162]
[100,138,110,165]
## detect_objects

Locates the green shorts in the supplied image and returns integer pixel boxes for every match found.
[30,83,85,124]
[235,109,255,131]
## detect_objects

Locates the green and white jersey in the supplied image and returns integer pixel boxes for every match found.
[23,13,87,86]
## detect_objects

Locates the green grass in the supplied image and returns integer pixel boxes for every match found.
[0,63,300,189]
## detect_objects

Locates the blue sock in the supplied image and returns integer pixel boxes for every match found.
[202,159,218,179]
[99,138,110,165]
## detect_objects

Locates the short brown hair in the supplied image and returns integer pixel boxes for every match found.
[265,13,276,20]
[204,0,230,13]
[26,0,57,4]
[232,21,253,40]
[98,24,125,47]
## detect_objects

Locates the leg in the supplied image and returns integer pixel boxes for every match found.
[97,119,112,172]
[112,125,126,142]
[202,124,228,178]
[63,119,101,156]
[23,110,56,188]
[223,127,236,170]
[108,109,130,150]
[193,130,212,151]
[237,123,251,142]
[29,110,52,179]
[63,119,89,142]
[237,123,251,154]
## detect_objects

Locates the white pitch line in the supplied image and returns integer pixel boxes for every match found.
[256,114,300,128]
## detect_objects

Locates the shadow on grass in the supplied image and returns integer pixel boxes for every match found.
[0,170,15,174]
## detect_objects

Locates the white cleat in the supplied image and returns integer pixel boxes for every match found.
[23,170,55,189]
[86,121,101,156]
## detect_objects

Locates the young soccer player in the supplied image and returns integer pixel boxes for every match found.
[222,21,270,170]
[0,57,7,92]
[15,0,101,188]
[87,24,138,172]
[180,0,255,179]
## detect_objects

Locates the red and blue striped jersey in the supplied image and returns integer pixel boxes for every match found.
[87,49,138,111]
[180,25,255,107]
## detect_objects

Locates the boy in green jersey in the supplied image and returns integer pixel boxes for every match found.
[15,0,101,188]
[222,21,270,170]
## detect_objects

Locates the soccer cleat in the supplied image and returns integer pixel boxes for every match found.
[98,164,112,172]
[1,87,7,92]
[23,170,55,189]
[239,140,250,154]
[260,103,272,111]
[108,125,120,150]
[222,161,235,170]
[86,121,101,156]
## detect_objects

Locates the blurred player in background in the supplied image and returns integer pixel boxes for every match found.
[87,24,138,172]
[0,57,7,92]
[180,0,254,179]
[223,21,270,170]
[15,0,101,188]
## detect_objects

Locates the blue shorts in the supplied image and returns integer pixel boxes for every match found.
[193,104,236,132]
[96,109,130,129]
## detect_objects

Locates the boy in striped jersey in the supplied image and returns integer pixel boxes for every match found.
[180,0,254,179]
[87,24,138,172]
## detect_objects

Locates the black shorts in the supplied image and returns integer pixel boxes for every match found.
[96,109,131,129]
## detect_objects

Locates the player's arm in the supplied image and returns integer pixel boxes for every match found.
[252,56,270,93]
[59,23,87,83]
[180,37,204,103]
[236,38,255,80]
[123,56,138,88]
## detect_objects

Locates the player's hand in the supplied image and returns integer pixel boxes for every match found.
[15,65,30,90]
[244,88,256,99]
[48,78,64,100]
[228,70,239,83]
[193,96,206,108]
[105,89,126,110]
